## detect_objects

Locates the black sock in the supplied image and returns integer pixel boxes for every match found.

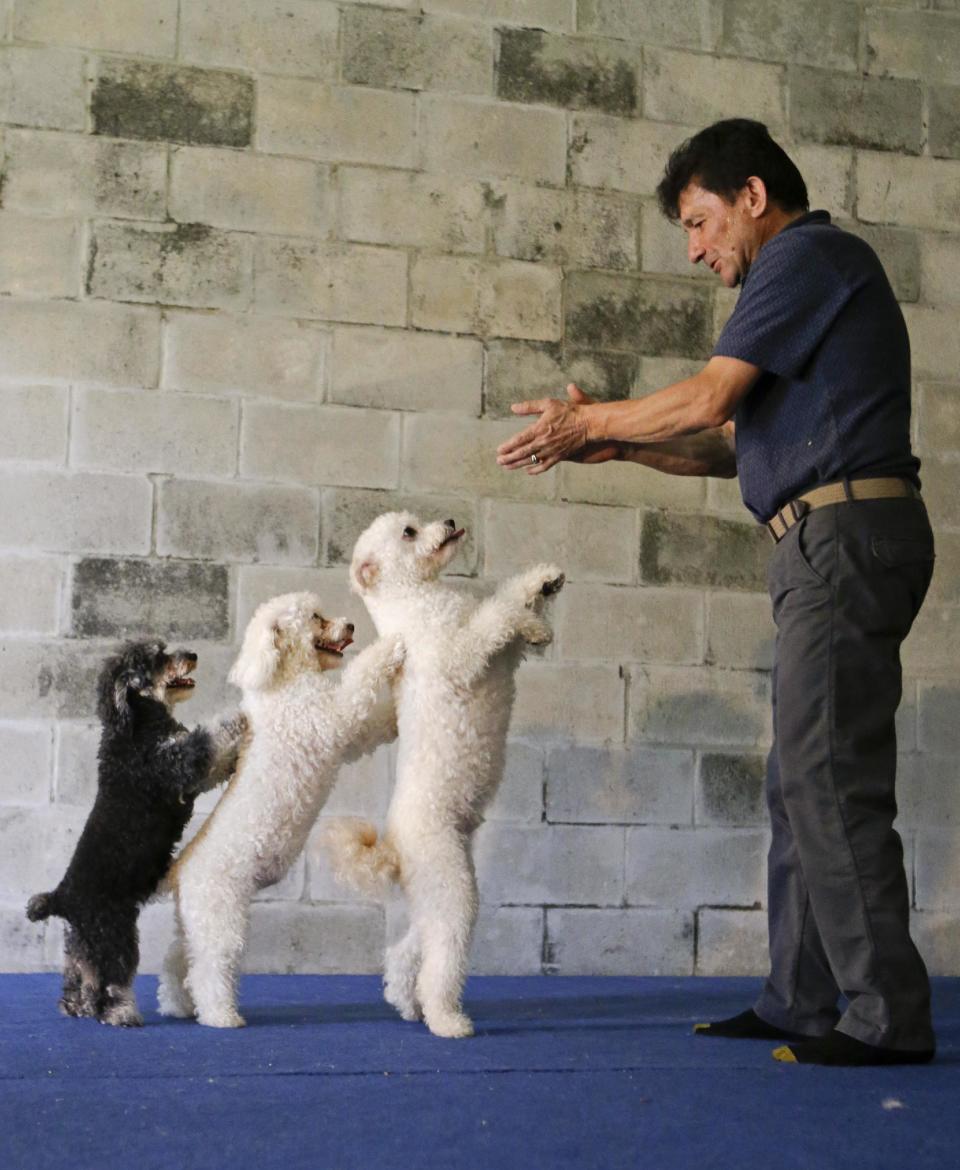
[773,1030,935,1066]
[693,1008,810,1042]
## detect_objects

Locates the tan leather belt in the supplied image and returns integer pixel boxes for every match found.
[765,477,921,543]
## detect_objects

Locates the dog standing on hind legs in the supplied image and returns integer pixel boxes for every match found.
[159,592,404,1029]
[325,512,564,1039]
[26,641,245,1026]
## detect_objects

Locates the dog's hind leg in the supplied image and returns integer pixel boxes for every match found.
[406,835,478,1039]
[157,904,195,1018]
[98,911,143,1027]
[59,927,89,1017]
[383,924,422,1021]
[179,873,251,1028]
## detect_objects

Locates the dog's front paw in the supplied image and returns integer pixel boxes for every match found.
[517,564,565,607]
[424,1009,474,1039]
[518,615,552,646]
[540,571,565,597]
[197,1006,246,1029]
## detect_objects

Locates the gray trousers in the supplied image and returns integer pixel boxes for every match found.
[754,495,936,1051]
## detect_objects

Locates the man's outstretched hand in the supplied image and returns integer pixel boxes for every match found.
[497,384,619,474]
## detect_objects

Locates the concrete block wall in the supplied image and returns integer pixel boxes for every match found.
[1,0,958,979]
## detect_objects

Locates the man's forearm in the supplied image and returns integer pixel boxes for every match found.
[618,426,737,478]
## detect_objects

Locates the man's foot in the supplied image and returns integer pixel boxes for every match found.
[693,1008,810,1042]
[773,1030,935,1066]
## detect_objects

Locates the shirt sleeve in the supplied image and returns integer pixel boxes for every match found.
[713,230,864,379]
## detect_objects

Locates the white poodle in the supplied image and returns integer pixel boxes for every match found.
[325,512,563,1038]
[157,591,403,1028]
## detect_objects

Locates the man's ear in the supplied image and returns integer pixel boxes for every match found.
[351,558,379,594]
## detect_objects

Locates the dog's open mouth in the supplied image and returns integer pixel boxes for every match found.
[439,528,465,549]
[315,637,353,658]
[167,667,196,691]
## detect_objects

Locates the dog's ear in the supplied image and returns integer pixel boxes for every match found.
[98,665,144,734]
[351,557,379,594]
[229,609,283,692]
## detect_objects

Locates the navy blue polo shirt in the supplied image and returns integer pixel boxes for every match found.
[712,210,920,523]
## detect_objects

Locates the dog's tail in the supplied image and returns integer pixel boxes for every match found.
[26,891,61,922]
[321,819,401,895]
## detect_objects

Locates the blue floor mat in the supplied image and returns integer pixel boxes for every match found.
[3,974,958,1170]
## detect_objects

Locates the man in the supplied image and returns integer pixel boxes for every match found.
[497,119,936,1066]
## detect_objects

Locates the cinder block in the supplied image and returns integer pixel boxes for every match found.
[558,459,707,511]
[0,558,63,634]
[2,130,166,219]
[71,387,238,477]
[483,498,636,584]
[403,414,555,501]
[12,0,178,56]
[0,46,85,130]
[720,0,860,71]
[329,327,482,414]
[857,152,960,231]
[644,48,785,132]
[0,212,79,297]
[917,456,960,530]
[696,752,767,827]
[866,9,960,86]
[625,826,766,909]
[641,512,770,591]
[420,94,567,185]
[904,600,960,677]
[254,238,407,327]
[235,566,376,646]
[630,666,772,748]
[0,639,108,720]
[411,254,562,341]
[54,720,99,806]
[163,312,327,403]
[569,112,692,195]
[343,8,491,94]
[790,67,922,155]
[917,382,960,460]
[489,181,639,271]
[705,592,775,671]
[695,908,768,976]
[706,473,749,517]
[92,59,253,148]
[474,821,624,905]
[636,355,704,396]
[511,662,626,743]
[71,557,230,641]
[918,683,960,755]
[240,401,399,489]
[484,741,545,824]
[180,0,339,78]
[913,911,960,976]
[0,722,52,804]
[496,28,638,115]
[903,305,960,381]
[320,745,394,819]
[483,340,638,419]
[0,385,68,463]
[258,78,417,168]
[322,487,478,571]
[0,904,51,972]
[919,236,960,308]
[930,84,960,160]
[640,202,709,280]
[242,902,385,974]
[915,829,960,910]
[469,906,543,975]
[790,144,853,216]
[545,742,694,825]
[339,167,487,253]
[547,907,694,975]
[170,147,333,237]
[927,530,960,604]
[89,221,253,311]
[564,272,714,359]
[555,583,703,666]
[843,221,920,303]
[0,804,87,900]
[0,470,152,555]
[251,857,305,904]
[157,478,320,564]
[422,0,572,31]
[577,0,701,49]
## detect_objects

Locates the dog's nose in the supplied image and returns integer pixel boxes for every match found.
[346,623,355,634]
[445,518,456,529]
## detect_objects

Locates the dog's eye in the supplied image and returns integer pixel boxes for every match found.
[402,526,417,540]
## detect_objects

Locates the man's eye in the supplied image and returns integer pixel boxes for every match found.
[402,527,417,540]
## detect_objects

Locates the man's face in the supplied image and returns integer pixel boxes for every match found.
[677,182,762,289]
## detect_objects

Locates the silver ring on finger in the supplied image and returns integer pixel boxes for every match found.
[530,453,540,465]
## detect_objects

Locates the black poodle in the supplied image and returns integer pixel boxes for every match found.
[26,640,246,1026]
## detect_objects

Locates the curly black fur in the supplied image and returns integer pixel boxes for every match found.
[27,640,240,1026]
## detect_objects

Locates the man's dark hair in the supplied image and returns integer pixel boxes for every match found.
[656,118,809,221]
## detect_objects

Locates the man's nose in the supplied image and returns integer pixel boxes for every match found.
[688,236,705,264]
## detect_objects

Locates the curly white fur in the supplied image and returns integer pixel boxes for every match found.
[324,512,563,1039]
[157,591,403,1028]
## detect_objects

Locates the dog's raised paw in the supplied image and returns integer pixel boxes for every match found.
[541,572,565,597]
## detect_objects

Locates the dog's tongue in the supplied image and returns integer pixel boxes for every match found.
[442,528,465,546]
[331,637,353,653]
